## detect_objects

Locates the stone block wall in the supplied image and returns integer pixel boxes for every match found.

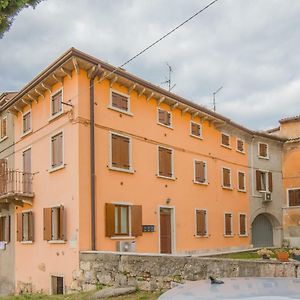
[71,252,300,292]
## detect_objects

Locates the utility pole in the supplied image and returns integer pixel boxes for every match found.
[213,86,223,112]
[161,63,176,92]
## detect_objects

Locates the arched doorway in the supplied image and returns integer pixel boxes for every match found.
[252,214,273,247]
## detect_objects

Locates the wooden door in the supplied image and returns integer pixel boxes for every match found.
[160,208,172,254]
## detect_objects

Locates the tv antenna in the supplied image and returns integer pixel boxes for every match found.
[212,86,223,112]
[161,63,176,92]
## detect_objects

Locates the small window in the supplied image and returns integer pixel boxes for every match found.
[51,90,63,117]
[288,189,300,207]
[17,211,34,242]
[158,146,173,178]
[196,209,207,237]
[222,168,231,189]
[105,203,142,237]
[258,143,269,159]
[1,117,7,139]
[224,213,233,236]
[238,171,246,191]
[43,206,66,241]
[158,109,171,127]
[194,160,207,184]
[110,133,131,171]
[51,132,63,170]
[221,133,230,147]
[0,215,10,243]
[111,91,129,112]
[239,214,247,236]
[236,139,244,153]
[256,170,272,192]
[190,122,202,138]
[51,276,64,295]
[22,111,31,135]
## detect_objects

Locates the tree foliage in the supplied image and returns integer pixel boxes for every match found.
[0,0,44,38]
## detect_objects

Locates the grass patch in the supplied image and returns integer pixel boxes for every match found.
[211,250,276,260]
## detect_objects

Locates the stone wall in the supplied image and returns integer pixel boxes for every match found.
[71,251,300,292]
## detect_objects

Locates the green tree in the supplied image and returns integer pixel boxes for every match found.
[0,0,44,38]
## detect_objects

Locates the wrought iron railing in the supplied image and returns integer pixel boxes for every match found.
[0,170,34,197]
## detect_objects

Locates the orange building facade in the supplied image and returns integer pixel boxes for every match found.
[0,48,288,294]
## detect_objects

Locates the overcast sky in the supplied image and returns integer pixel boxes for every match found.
[1,0,300,130]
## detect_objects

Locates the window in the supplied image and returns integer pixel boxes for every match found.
[258,143,269,159]
[17,211,34,242]
[0,215,10,243]
[222,168,232,189]
[190,122,202,138]
[239,214,247,236]
[288,189,300,207]
[236,139,244,153]
[158,109,172,127]
[105,203,142,237]
[256,170,273,192]
[22,111,31,135]
[51,132,63,170]
[194,160,207,184]
[43,206,66,241]
[221,133,230,147]
[238,171,246,191]
[158,146,173,178]
[51,90,63,117]
[196,209,207,237]
[110,133,132,172]
[224,213,233,236]
[51,276,64,295]
[111,91,130,112]
[0,117,7,140]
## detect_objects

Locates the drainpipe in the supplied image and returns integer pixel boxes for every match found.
[89,64,101,251]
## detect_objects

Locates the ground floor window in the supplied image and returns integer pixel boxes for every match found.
[288,189,300,207]
[0,215,10,243]
[51,275,64,295]
[17,211,34,242]
[43,206,66,241]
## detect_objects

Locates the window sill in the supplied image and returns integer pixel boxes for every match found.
[239,234,248,237]
[222,186,233,190]
[195,235,209,238]
[107,106,133,116]
[157,122,173,130]
[21,129,33,138]
[109,166,134,174]
[110,236,135,240]
[190,134,203,140]
[237,189,247,193]
[221,144,231,150]
[156,174,176,181]
[193,180,208,186]
[48,110,64,122]
[236,149,245,154]
[0,136,8,142]
[21,241,33,244]
[48,240,66,244]
[258,156,269,160]
[224,234,234,238]
[49,164,65,173]
[284,206,300,209]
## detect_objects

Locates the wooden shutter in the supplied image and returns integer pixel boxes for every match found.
[238,172,245,190]
[256,170,262,191]
[52,135,58,167]
[158,147,165,176]
[223,168,231,187]
[0,159,7,194]
[158,110,165,124]
[52,91,62,115]
[59,206,65,241]
[225,214,232,235]
[196,210,206,236]
[191,123,200,136]
[17,213,23,242]
[112,92,128,111]
[120,137,130,169]
[112,134,121,168]
[1,118,7,138]
[131,205,142,237]
[105,203,115,237]
[289,190,295,206]
[222,134,229,146]
[159,147,172,177]
[240,215,246,235]
[43,208,52,241]
[5,216,10,243]
[28,211,34,242]
[268,172,273,192]
[112,134,130,170]
[237,140,244,152]
[195,161,205,183]
[259,143,268,157]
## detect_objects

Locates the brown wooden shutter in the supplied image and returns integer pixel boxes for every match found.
[131,205,142,237]
[225,214,232,235]
[52,135,58,167]
[43,208,52,241]
[17,213,23,242]
[259,143,268,157]
[0,159,7,194]
[105,203,115,237]
[268,172,273,192]
[59,206,65,241]
[289,190,295,206]
[28,211,34,242]
[159,147,172,177]
[240,215,246,235]
[223,169,231,187]
[5,216,10,243]
[256,170,262,191]
[57,133,63,166]
[237,140,244,152]
[158,110,165,124]
[196,210,206,236]
[195,161,205,183]
[238,172,245,190]
[222,134,229,146]
[296,190,300,206]
[111,134,120,168]
[120,137,130,169]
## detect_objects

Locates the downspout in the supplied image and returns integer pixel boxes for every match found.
[89,64,101,251]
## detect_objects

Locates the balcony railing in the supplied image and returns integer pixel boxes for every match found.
[0,170,34,202]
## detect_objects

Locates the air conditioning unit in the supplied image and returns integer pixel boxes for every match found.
[261,192,272,202]
[116,240,136,253]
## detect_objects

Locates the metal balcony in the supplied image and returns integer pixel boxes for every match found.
[0,170,34,205]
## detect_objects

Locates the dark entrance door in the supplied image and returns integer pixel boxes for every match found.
[252,214,273,247]
[160,208,172,254]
